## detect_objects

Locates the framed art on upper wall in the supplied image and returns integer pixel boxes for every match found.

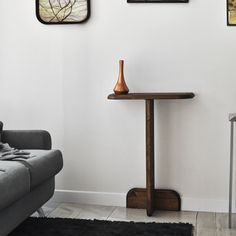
[127,0,189,2]
[227,0,236,25]
[36,0,90,24]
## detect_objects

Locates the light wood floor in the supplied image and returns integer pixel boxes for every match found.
[34,203,236,236]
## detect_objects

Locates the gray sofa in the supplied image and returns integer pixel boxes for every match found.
[0,126,63,236]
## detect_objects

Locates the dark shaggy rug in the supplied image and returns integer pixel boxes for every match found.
[9,217,193,236]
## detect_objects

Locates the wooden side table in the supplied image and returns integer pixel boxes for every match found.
[108,92,195,216]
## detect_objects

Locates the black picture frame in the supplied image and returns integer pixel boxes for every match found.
[127,0,189,2]
[36,0,90,24]
[227,0,236,26]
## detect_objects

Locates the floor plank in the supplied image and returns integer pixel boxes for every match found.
[48,203,115,220]
[197,228,217,236]
[77,204,115,220]
[108,207,197,225]
[48,203,83,218]
[197,212,216,229]
[216,213,236,229]
[217,228,236,236]
[31,202,60,217]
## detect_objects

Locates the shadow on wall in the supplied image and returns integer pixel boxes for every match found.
[154,98,197,190]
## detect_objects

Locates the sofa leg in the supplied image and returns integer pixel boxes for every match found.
[37,208,45,217]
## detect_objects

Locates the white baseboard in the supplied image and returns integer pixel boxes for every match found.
[181,197,233,213]
[50,189,234,213]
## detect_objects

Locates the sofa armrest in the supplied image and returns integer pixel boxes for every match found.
[1,130,52,150]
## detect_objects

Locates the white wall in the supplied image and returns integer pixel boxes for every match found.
[0,0,236,212]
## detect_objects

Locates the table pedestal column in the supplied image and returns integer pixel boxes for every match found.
[146,99,154,216]
[126,100,181,216]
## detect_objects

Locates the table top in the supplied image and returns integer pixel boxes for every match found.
[108,92,195,100]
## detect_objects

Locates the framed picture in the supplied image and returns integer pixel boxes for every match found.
[227,0,236,25]
[127,0,189,2]
[36,0,90,24]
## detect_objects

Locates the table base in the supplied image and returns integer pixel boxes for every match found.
[127,188,181,212]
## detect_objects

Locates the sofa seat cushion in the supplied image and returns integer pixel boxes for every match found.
[0,161,30,210]
[16,150,63,189]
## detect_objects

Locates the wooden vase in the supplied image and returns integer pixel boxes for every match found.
[113,60,129,95]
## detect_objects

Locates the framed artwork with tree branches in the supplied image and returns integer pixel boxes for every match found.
[36,0,90,24]
[228,0,236,25]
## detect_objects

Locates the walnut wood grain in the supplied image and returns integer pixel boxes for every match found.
[108,92,195,100]
[127,188,181,211]
[146,100,154,216]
